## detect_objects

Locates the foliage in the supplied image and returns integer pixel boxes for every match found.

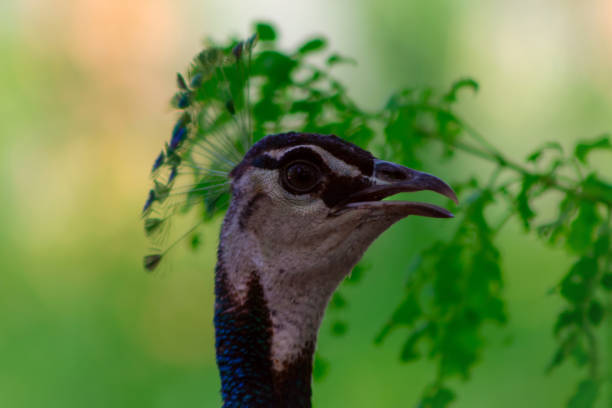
[151,22,612,407]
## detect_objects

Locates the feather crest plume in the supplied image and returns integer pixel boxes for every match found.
[142,34,258,271]
[142,23,367,271]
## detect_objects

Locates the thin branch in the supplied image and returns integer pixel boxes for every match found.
[432,135,611,206]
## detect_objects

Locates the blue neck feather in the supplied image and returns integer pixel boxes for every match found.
[214,262,313,407]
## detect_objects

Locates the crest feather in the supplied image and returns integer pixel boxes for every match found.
[141,23,363,270]
[142,34,258,268]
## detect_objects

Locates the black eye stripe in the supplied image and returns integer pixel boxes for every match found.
[249,145,372,204]
[251,154,279,170]
[278,147,330,172]
[231,133,375,179]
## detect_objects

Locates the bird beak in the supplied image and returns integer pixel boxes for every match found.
[333,160,458,218]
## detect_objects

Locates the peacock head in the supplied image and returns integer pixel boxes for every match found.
[221,131,457,287]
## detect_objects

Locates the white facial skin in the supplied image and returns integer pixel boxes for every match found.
[218,147,407,372]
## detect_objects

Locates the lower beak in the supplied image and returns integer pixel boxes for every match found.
[334,160,458,218]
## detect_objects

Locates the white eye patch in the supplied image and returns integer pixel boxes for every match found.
[267,145,362,178]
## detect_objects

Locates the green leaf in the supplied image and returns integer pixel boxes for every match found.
[567,379,600,408]
[516,175,538,230]
[316,119,352,139]
[433,244,464,310]
[253,51,297,86]
[331,321,348,336]
[384,106,422,164]
[385,108,416,142]
[575,134,611,163]
[560,257,598,304]
[405,255,423,284]
[547,347,566,374]
[567,202,600,253]
[435,109,461,145]
[581,174,612,205]
[436,315,481,378]
[547,331,578,373]
[391,296,422,326]
[190,233,201,250]
[290,99,323,115]
[297,38,327,55]
[348,124,374,147]
[602,273,612,291]
[571,341,590,367]
[375,294,422,345]
[554,309,579,335]
[326,53,356,66]
[443,78,479,104]
[312,354,329,382]
[526,151,541,163]
[346,262,368,283]
[587,300,604,326]
[400,326,427,362]
[526,141,563,163]
[329,292,347,309]
[253,98,283,122]
[254,22,276,41]
[538,196,577,244]
[593,231,610,258]
[466,252,506,323]
[420,386,456,408]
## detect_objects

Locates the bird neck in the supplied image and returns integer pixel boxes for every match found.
[214,258,315,408]
[213,196,364,407]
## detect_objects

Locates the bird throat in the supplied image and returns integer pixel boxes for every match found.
[212,183,373,407]
[214,258,316,408]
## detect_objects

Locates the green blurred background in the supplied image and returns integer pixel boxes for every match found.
[1,1,611,407]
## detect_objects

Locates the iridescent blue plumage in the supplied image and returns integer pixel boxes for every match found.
[152,151,165,173]
[143,189,155,214]
[142,35,258,277]
[214,261,275,408]
[169,122,188,152]
[168,166,178,184]
[176,91,192,109]
[190,72,204,89]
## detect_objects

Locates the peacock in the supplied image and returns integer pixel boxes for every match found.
[142,28,457,408]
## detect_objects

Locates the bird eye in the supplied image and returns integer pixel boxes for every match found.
[282,161,322,193]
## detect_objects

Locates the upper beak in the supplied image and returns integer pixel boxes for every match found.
[334,160,458,218]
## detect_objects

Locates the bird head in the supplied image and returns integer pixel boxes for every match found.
[224,132,456,276]
[218,132,457,368]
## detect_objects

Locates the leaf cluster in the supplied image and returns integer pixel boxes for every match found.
[158,22,612,407]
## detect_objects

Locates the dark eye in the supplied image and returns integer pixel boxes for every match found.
[282,161,322,193]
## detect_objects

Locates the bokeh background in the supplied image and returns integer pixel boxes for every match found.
[1,1,611,407]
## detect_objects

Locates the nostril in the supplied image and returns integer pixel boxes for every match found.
[381,168,406,180]
[375,162,408,181]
